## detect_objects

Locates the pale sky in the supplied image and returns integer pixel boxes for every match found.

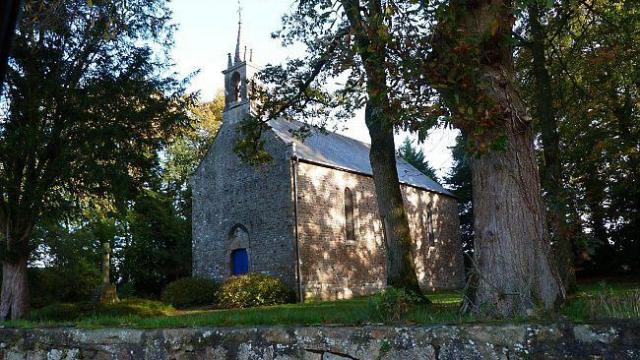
[169,0,458,180]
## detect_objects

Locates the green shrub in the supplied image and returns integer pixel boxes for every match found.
[117,282,136,299]
[29,262,101,309]
[368,287,422,323]
[218,273,294,309]
[161,277,218,309]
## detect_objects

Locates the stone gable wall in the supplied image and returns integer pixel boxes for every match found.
[192,108,297,289]
[294,161,465,300]
[403,185,466,292]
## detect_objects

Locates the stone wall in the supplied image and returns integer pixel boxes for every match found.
[295,161,464,300]
[192,104,297,289]
[402,185,465,292]
[1,322,638,359]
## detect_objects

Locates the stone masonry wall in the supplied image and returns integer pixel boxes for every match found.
[192,104,297,289]
[403,185,465,291]
[1,322,638,359]
[295,161,464,300]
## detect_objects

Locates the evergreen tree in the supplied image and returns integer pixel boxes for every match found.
[397,138,439,182]
[0,0,189,319]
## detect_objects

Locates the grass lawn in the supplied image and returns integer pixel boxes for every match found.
[3,280,639,329]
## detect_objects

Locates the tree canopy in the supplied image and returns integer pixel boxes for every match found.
[0,0,191,319]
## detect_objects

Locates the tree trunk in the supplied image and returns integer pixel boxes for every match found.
[528,3,576,290]
[465,115,564,317]
[459,65,565,318]
[0,256,30,320]
[365,102,424,296]
[341,0,424,296]
[427,0,565,318]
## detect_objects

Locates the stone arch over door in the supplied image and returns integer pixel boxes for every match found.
[227,224,250,275]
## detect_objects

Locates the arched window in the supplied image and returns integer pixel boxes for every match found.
[345,188,355,241]
[230,71,242,102]
[427,209,435,245]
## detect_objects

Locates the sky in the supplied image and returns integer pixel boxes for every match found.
[169,0,458,179]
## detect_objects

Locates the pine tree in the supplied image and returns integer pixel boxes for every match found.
[397,138,439,182]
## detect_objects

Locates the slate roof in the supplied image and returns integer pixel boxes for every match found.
[269,118,454,197]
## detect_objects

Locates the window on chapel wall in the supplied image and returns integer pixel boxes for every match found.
[345,188,355,241]
[427,209,435,245]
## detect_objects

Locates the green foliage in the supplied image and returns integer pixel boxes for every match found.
[218,273,295,309]
[238,1,447,159]
[516,0,640,275]
[164,95,224,213]
[28,216,105,308]
[28,264,101,309]
[117,283,136,299]
[562,282,640,321]
[367,287,424,323]
[119,190,192,298]
[593,289,640,320]
[161,278,218,309]
[26,95,223,303]
[233,116,274,166]
[0,0,190,317]
[29,299,174,322]
[397,138,439,182]
[1,283,636,328]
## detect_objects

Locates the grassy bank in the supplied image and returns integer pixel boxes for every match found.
[2,281,638,329]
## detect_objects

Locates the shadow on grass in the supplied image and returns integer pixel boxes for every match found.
[3,282,639,329]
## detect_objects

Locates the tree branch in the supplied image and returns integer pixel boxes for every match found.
[342,0,370,52]
[265,27,350,121]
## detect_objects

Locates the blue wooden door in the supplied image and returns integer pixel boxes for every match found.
[231,248,248,275]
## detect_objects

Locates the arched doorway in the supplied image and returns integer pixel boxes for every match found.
[228,224,250,275]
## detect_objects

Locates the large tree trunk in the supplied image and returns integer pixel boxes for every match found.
[365,102,423,295]
[0,256,30,320]
[428,0,565,317]
[464,96,564,317]
[528,3,576,290]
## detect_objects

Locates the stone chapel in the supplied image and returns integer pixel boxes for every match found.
[191,18,464,301]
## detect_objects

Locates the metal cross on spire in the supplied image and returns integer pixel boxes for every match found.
[234,0,243,64]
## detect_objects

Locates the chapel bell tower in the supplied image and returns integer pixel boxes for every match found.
[223,2,256,119]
